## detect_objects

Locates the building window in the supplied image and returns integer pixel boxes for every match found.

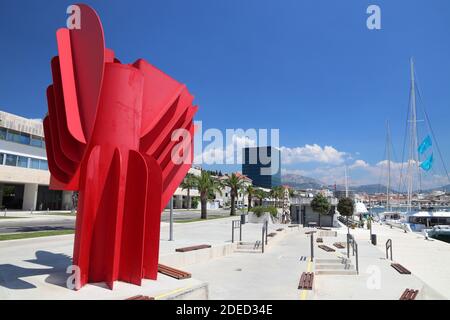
[30,135,44,148]
[0,151,48,171]
[17,156,28,168]
[39,160,48,170]
[30,158,40,169]
[0,127,6,140]
[0,127,45,148]
[5,154,17,166]
[7,129,31,145]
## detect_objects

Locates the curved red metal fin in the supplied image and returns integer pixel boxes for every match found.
[46,86,78,175]
[56,29,86,144]
[50,56,86,162]
[68,3,106,141]
[133,59,186,137]
[142,154,163,279]
[119,150,148,285]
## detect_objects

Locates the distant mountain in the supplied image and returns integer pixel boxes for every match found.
[282,174,326,189]
[281,174,450,194]
[351,184,398,194]
[421,184,450,193]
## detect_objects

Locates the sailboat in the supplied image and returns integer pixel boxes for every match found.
[379,121,404,223]
[387,58,450,236]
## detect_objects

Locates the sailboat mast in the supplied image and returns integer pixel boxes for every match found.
[386,120,391,211]
[345,165,348,198]
[407,58,419,212]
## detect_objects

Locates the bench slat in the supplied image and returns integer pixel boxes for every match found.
[318,245,335,252]
[298,272,314,290]
[158,264,191,279]
[333,242,345,249]
[175,244,211,252]
[391,263,411,274]
[126,295,155,300]
[399,289,419,300]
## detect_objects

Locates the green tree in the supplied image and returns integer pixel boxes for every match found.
[180,173,195,209]
[270,186,283,208]
[337,197,354,234]
[246,185,255,210]
[192,171,222,219]
[254,189,266,206]
[311,193,331,227]
[223,173,245,216]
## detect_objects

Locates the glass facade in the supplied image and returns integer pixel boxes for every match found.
[0,152,48,171]
[0,126,45,148]
[242,146,282,189]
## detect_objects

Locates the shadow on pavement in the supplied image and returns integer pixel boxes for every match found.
[0,251,72,290]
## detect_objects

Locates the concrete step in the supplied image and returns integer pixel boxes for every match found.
[318,230,337,237]
[315,264,355,270]
[315,269,358,275]
[315,258,351,264]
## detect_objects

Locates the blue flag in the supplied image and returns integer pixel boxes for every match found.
[420,153,433,171]
[418,135,432,154]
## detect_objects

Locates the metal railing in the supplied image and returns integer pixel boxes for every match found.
[386,239,393,261]
[347,234,359,274]
[231,220,242,243]
[261,219,268,253]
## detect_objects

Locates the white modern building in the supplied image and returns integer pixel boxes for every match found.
[169,165,201,209]
[0,110,73,211]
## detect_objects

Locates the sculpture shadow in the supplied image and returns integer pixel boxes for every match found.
[0,250,72,290]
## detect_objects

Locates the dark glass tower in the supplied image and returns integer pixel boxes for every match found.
[242,146,281,189]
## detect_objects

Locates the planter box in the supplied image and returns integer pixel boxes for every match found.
[248,212,274,224]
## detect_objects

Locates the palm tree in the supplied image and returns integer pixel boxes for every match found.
[223,173,245,216]
[192,171,222,219]
[311,193,331,227]
[180,173,195,209]
[270,186,283,207]
[246,185,255,210]
[254,189,265,206]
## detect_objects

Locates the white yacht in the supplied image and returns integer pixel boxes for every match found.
[405,211,450,232]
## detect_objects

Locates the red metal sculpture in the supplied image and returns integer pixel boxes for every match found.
[43,4,197,289]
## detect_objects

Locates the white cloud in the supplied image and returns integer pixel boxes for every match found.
[280,144,346,165]
[194,133,257,165]
[349,159,369,169]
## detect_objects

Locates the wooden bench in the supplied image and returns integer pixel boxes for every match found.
[316,238,323,243]
[276,228,284,232]
[333,242,346,249]
[391,263,411,274]
[175,244,211,252]
[126,295,155,300]
[298,272,314,290]
[158,264,191,280]
[267,232,277,237]
[318,245,335,252]
[399,289,419,300]
[288,225,299,228]
[305,231,317,235]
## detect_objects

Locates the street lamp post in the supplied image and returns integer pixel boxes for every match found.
[169,197,174,241]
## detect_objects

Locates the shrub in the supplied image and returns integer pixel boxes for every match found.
[191,197,199,209]
[249,206,277,218]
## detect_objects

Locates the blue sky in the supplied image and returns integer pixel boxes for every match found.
[1,0,450,188]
